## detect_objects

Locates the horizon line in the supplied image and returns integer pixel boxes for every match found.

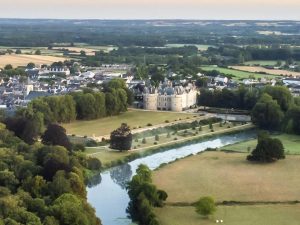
[0,18,299,22]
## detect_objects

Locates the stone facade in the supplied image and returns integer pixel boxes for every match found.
[143,82,198,112]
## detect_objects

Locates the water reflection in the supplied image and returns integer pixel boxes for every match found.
[110,163,133,189]
[86,172,102,188]
[87,130,256,225]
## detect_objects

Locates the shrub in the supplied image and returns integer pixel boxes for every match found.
[165,120,169,123]
[199,126,202,131]
[174,137,178,140]
[154,142,158,145]
[142,138,146,144]
[195,196,216,217]
[147,123,152,126]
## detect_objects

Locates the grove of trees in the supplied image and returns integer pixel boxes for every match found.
[0,123,102,224]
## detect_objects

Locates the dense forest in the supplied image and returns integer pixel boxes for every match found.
[0,122,102,224]
[0,19,299,47]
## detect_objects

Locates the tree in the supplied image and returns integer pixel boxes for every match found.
[4,64,13,70]
[80,50,86,56]
[285,105,300,134]
[35,50,41,55]
[15,49,22,54]
[263,86,292,111]
[251,94,284,130]
[110,123,132,151]
[247,132,285,163]
[195,196,216,218]
[41,124,72,151]
[27,62,36,69]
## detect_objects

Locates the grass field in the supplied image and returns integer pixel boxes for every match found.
[153,151,300,203]
[231,66,300,77]
[165,44,213,51]
[155,204,300,225]
[63,109,191,137]
[0,54,68,67]
[222,133,300,154]
[200,66,279,80]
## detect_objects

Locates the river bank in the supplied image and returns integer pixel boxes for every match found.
[87,123,255,169]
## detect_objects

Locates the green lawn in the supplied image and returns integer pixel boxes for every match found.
[155,204,300,225]
[222,133,300,154]
[63,109,191,137]
[200,66,279,80]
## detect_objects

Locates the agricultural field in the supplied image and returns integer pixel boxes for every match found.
[165,44,213,51]
[63,109,192,137]
[0,54,69,67]
[230,66,300,77]
[155,204,300,225]
[200,66,279,80]
[222,133,300,154]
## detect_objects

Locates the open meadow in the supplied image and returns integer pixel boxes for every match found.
[0,54,68,67]
[200,66,279,80]
[153,148,300,225]
[153,152,300,203]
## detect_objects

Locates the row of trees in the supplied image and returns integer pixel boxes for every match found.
[0,123,102,224]
[198,87,260,110]
[4,79,132,145]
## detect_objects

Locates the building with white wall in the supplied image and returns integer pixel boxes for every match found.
[143,82,198,112]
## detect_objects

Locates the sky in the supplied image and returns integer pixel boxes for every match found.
[1,0,300,20]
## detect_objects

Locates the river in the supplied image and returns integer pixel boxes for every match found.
[87,130,256,225]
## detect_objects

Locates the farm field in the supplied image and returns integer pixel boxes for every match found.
[0,54,68,67]
[155,204,300,225]
[222,133,300,154]
[200,66,279,80]
[63,109,192,137]
[152,151,300,203]
[231,66,300,77]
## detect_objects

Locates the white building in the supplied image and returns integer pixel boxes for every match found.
[143,82,198,112]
